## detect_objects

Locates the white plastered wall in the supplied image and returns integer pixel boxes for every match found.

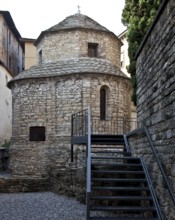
[0,65,12,146]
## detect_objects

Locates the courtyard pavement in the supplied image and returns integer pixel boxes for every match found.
[0,192,86,220]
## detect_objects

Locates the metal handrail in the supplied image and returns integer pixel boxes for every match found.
[126,126,175,206]
[71,109,88,137]
[71,109,88,162]
[140,157,163,220]
[71,107,91,219]
[123,134,131,156]
[71,115,137,137]
[71,113,137,161]
[91,116,137,135]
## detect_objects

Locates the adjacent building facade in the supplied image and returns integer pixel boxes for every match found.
[118,29,130,77]
[0,11,24,146]
[21,38,36,70]
[118,29,137,121]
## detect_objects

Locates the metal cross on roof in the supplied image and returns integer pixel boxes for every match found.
[77,5,81,14]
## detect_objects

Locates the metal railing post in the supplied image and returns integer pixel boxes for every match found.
[87,106,91,193]
[123,134,131,156]
[86,106,91,220]
[71,114,74,162]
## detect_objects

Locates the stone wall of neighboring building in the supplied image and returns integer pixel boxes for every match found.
[134,0,175,219]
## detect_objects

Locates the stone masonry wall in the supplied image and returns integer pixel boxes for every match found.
[37,30,121,68]
[135,0,175,219]
[0,175,49,193]
[10,73,131,178]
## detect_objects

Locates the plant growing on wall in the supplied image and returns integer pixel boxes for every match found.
[122,0,162,105]
[2,140,11,148]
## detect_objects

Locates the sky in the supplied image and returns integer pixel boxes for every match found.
[1,0,126,39]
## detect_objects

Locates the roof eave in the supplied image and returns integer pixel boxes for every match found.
[0,11,21,40]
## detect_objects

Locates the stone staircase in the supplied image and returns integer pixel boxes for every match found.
[86,135,162,220]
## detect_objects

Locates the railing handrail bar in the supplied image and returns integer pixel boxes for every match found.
[71,109,88,117]
[140,158,163,220]
[86,106,91,193]
[91,116,137,119]
[123,134,131,155]
[126,126,175,206]
[126,127,144,137]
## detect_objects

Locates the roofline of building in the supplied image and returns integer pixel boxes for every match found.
[118,29,128,38]
[8,71,130,88]
[34,27,123,46]
[135,0,169,59]
[0,11,21,40]
[21,38,36,42]
[20,38,36,48]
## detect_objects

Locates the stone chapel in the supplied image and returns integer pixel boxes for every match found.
[8,13,133,180]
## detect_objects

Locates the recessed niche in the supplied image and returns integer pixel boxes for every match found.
[29,126,45,141]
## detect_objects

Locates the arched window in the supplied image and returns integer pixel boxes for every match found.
[100,88,106,120]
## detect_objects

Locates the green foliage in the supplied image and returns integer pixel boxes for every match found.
[2,140,11,148]
[122,0,162,105]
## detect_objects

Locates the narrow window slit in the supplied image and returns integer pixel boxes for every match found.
[100,88,106,120]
